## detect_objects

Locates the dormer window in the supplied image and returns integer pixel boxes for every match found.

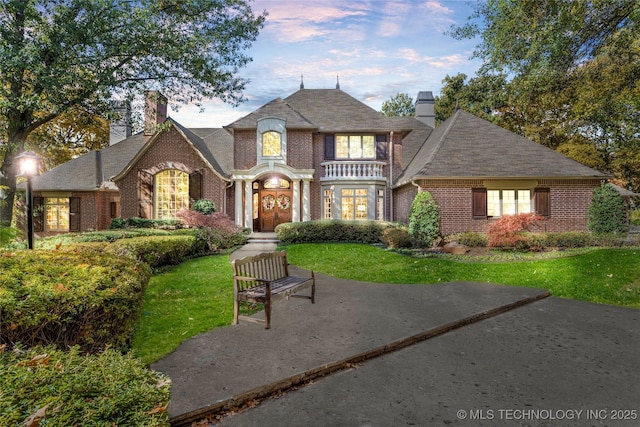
[257,117,287,164]
[262,131,282,157]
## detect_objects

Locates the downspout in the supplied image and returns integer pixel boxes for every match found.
[224,179,234,217]
[389,131,394,222]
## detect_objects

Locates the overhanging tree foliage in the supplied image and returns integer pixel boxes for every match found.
[380,92,415,117]
[0,0,266,224]
[448,0,640,191]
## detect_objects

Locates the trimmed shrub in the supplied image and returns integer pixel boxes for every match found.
[487,213,545,248]
[106,235,198,268]
[0,345,170,426]
[109,217,181,230]
[192,198,216,215]
[0,250,151,353]
[276,220,389,244]
[447,231,487,247]
[382,227,414,248]
[408,191,440,247]
[587,184,629,234]
[630,208,640,226]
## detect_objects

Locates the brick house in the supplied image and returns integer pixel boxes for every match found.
[30,88,608,236]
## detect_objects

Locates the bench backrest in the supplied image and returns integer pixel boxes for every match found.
[232,251,289,291]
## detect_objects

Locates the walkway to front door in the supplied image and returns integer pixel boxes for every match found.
[259,190,292,232]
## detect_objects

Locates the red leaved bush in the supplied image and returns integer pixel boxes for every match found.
[176,209,236,231]
[487,213,545,248]
[175,209,248,251]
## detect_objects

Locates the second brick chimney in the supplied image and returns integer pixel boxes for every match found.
[144,90,168,136]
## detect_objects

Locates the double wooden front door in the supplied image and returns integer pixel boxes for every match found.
[259,190,292,232]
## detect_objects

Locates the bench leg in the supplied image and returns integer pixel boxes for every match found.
[233,298,239,325]
[265,292,272,329]
[311,271,316,304]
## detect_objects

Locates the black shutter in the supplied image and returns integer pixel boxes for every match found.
[535,188,550,217]
[189,170,202,202]
[324,135,335,160]
[472,188,487,219]
[138,170,154,218]
[33,197,44,232]
[69,197,80,231]
[376,134,387,160]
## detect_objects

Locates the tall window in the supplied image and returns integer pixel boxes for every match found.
[487,190,531,217]
[46,198,69,231]
[155,169,190,219]
[336,135,375,159]
[341,188,368,220]
[323,189,333,219]
[376,189,385,220]
[262,131,282,157]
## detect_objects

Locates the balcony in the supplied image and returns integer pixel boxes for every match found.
[320,160,386,181]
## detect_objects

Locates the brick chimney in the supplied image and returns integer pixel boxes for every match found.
[109,100,132,145]
[415,91,435,128]
[144,90,168,136]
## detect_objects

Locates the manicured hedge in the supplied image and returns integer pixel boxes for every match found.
[0,346,170,426]
[106,235,198,268]
[0,250,151,353]
[276,220,393,244]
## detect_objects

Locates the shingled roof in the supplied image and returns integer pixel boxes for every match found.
[227,89,424,134]
[395,109,609,187]
[32,119,233,191]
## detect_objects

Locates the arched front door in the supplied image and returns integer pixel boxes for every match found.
[256,177,292,232]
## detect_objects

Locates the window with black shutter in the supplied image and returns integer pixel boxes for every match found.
[189,170,202,202]
[472,188,487,219]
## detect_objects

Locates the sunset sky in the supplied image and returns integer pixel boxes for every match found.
[171,0,482,128]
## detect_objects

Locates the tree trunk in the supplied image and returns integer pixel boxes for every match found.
[1,131,28,226]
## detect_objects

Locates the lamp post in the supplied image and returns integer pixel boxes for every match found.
[16,151,40,249]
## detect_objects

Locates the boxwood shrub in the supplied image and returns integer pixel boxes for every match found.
[276,220,392,244]
[105,235,198,268]
[0,250,151,353]
[0,345,170,426]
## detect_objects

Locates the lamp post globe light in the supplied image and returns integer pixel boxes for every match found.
[16,150,41,249]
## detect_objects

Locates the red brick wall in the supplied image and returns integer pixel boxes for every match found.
[287,130,313,169]
[396,179,599,235]
[233,130,257,170]
[115,126,230,220]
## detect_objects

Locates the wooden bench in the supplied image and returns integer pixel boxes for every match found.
[232,251,315,329]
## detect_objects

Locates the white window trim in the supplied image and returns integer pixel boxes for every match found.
[257,117,287,164]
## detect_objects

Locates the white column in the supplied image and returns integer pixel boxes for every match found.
[244,180,253,230]
[234,180,243,227]
[292,180,300,222]
[303,180,311,221]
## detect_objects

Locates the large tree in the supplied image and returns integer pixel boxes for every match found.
[0,0,265,224]
[450,0,640,190]
[380,92,415,117]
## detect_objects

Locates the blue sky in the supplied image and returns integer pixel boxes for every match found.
[171,0,482,128]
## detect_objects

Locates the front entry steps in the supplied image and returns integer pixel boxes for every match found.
[248,232,279,244]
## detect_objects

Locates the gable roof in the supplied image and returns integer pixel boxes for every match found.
[32,119,233,192]
[31,133,147,191]
[395,109,609,187]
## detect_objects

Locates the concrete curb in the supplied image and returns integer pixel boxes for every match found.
[169,289,551,426]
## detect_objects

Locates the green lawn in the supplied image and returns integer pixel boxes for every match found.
[132,244,640,365]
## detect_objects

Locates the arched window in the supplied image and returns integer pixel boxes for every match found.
[262,131,282,157]
[154,169,190,219]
